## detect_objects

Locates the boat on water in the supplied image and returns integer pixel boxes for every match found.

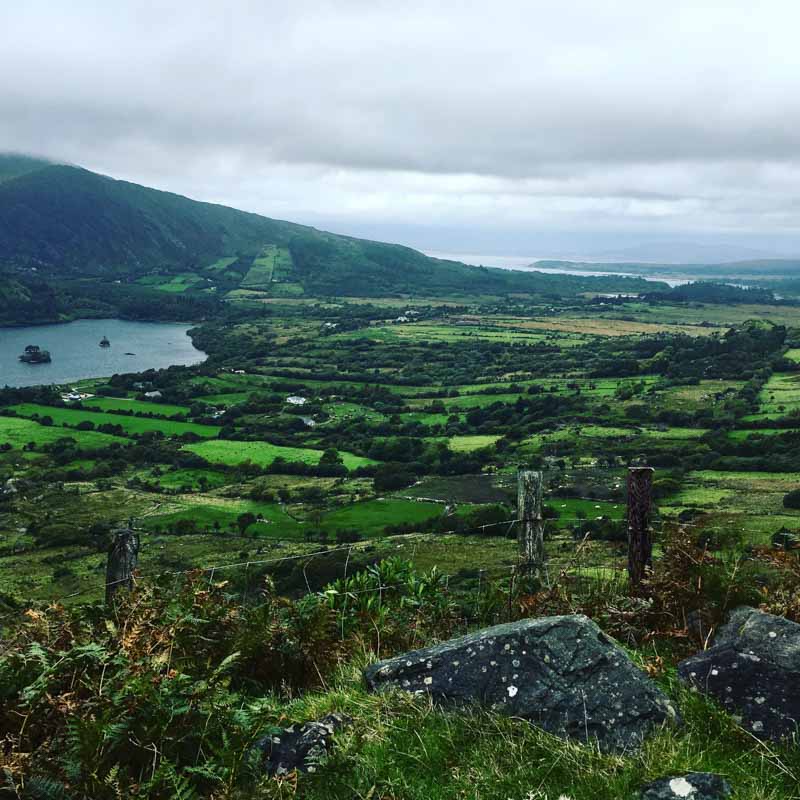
[18,345,51,364]
[99,336,110,347]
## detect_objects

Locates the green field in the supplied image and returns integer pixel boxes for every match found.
[447,435,501,452]
[11,404,220,438]
[136,272,206,293]
[745,373,800,421]
[183,439,376,470]
[728,428,795,441]
[241,244,294,288]
[323,402,387,425]
[525,425,708,450]
[320,498,446,534]
[81,397,191,418]
[0,415,128,449]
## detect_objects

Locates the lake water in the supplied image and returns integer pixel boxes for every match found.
[0,319,206,388]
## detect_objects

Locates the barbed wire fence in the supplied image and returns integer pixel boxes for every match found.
[1,461,740,628]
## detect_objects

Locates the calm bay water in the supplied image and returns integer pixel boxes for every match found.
[0,319,206,388]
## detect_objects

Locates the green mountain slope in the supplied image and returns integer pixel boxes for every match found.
[0,160,304,275]
[0,155,663,305]
[0,153,53,183]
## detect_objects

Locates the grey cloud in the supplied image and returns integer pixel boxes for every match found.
[2,0,800,257]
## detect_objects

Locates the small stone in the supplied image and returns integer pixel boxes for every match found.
[256,713,351,776]
[640,772,731,800]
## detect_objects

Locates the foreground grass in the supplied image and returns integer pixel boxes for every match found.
[250,662,800,800]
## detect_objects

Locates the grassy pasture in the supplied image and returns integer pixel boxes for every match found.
[595,300,800,328]
[390,323,554,344]
[659,469,800,544]
[241,245,294,288]
[269,282,304,297]
[323,402,387,425]
[81,397,190,418]
[196,391,252,406]
[747,373,800,421]
[646,380,744,413]
[447,434,501,452]
[141,497,303,538]
[136,273,205,293]
[138,467,228,491]
[11,404,219,438]
[407,393,520,411]
[0,415,128,450]
[400,411,461,426]
[320,498,446,535]
[728,429,796,441]
[183,439,376,470]
[488,315,716,337]
[140,496,446,539]
[548,497,625,521]
[524,425,708,450]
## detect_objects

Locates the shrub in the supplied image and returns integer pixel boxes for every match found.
[783,489,800,509]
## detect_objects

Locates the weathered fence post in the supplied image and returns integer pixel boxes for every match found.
[627,465,654,586]
[517,469,545,576]
[105,523,140,605]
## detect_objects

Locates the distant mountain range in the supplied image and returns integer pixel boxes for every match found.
[531,259,800,279]
[590,241,784,264]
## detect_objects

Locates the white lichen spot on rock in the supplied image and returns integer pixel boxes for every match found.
[668,776,695,797]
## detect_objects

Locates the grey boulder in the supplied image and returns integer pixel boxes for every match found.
[364,614,678,751]
[640,773,731,800]
[256,713,350,776]
[678,606,800,741]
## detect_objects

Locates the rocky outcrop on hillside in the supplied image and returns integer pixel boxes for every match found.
[678,606,800,741]
[364,614,678,751]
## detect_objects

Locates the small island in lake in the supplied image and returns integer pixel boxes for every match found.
[99,336,110,347]
[18,345,52,364]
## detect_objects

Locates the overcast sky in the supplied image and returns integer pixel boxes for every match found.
[3,0,800,261]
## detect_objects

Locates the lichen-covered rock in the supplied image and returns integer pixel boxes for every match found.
[256,713,350,776]
[364,614,678,751]
[640,772,731,799]
[678,607,800,741]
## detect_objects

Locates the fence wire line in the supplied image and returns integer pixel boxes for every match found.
[0,518,525,615]
[2,510,731,623]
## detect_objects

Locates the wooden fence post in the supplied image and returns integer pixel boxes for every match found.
[627,465,654,586]
[517,469,544,576]
[105,524,140,605]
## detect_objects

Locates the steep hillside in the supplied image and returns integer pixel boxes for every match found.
[0,155,662,307]
[0,160,304,275]
[0,153,53,183]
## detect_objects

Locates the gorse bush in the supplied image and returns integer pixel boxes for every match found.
[0,560,455,799]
